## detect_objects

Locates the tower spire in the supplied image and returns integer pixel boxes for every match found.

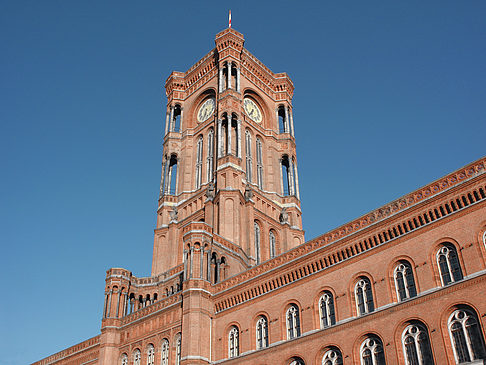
[229,10,232,28]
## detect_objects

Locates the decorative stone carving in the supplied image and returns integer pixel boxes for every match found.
[244,183,253,201]
[279,207,289,225]
[169,206,178,223]
[206,182,215,201]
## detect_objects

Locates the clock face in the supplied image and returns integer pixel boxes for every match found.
[244,98,262,123]
[197,98,215,123]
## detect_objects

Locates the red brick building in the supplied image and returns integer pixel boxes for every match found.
[33,28,486,365]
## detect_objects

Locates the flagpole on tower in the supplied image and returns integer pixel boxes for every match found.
[229,10,232,28]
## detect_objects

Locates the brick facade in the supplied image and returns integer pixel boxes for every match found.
[33,28,486,365]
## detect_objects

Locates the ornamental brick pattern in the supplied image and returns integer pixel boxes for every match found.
[33,28,486,365]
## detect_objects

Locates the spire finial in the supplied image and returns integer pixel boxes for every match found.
[228,10,232,28]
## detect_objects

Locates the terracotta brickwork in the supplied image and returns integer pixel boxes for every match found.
[33,28,486,365]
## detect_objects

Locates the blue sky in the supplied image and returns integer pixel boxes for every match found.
[1,1,485,364]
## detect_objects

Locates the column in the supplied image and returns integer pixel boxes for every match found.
[236,66,241,92]
[106,290,112,318]
[217,119,223,158]
[169,106,174,132]
[123,293,128,316]
[227,61,232,90]
[180,108,184,132]
[227,114,232,155]
[115,290,121,318]
[103,292,108,318]
[189,246,194,278]
[237,119,242,158]
[165,110,170,135]
[219,66,224,93]
[294,160,301,199]
[200,247,205,279]
[289,108,295,136]
[279,158,284,195]
[276,108,280,132]
[289,159,295,196]
[284,106,290,133]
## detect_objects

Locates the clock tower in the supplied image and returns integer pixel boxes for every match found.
[152,27,305,281]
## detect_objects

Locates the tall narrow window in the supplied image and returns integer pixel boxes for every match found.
[256,137,263,189]
[147,344,155,365]
[360,336,386,365]
[286,304,301,339]
[402,322,434,365]
[121,353,128,365]
[437,243,463,285]
[256,316,269,349]
[161,339,169,365]
[228,326,239,358]
[355,277,374,315]
[195,135,203,189]
[245,131,253,182]
[281,155,294,196]
[269,231,276,259]
[394,261,417,301]
[278,105,288,133]
[254,222,261,264]
[319,291,336,328]
[207,129,214,182]
[175,334,181,365]
[448,308,486,363]
[322,347,343,365]
[133,349,141,365]
[172,105,182,132]
[165,154,178,195]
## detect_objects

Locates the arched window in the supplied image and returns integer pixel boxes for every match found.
[256,137,263,189]
[355,277,374,315]
[269,230,276,258]
[146,344,155,365]
[245,130,253,183]
[322,347,343,365]
[286,304,301,339]
[121,353,128,365]
[254,222,261,264]
[394,261,417,301]
[207,129,214,182]
[256,316,269,349]
[195,135,203,189]
[175,334,181,365]
[172,104,182,132]
[163,154,178,195]
[289,357,305,365]
[319,291,336,328]
[360,336,386,365]
[161,339,169,365]
[448,308,486,363]
[402,323,434,365]
[278,105,288,133]
[228,326,239,358]
[437,243,463,285]
[281,155,295,196]
[133,349,141,365]
[483,231,486,248]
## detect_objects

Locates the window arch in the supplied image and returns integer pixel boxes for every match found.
[289,357,305,365]
[163,154,178,195]
[228,325,239,358]
[195,135,203,189]
[146,344,155,365]
[483,231,486,249]
[437,243,463,285]
[355,277,374,315]
[322,347,343,365]
[121,353,128,365]
[394,261,417,301]
[269,230,276,258]
[256,315,269,349]
[402,322,434,365]
[448,307,486,363]
[161,339,169,365]
[245,130,253,182]
[286,304,301,339]
[360,336,386,365]
[256,137,263,189]
[254,221,261,264]
[206,128,214,182]
[319,291,336,328]
[133,349,141,365]
[175,333,181,365]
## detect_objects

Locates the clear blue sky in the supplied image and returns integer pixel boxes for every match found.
[1,1,485,364]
